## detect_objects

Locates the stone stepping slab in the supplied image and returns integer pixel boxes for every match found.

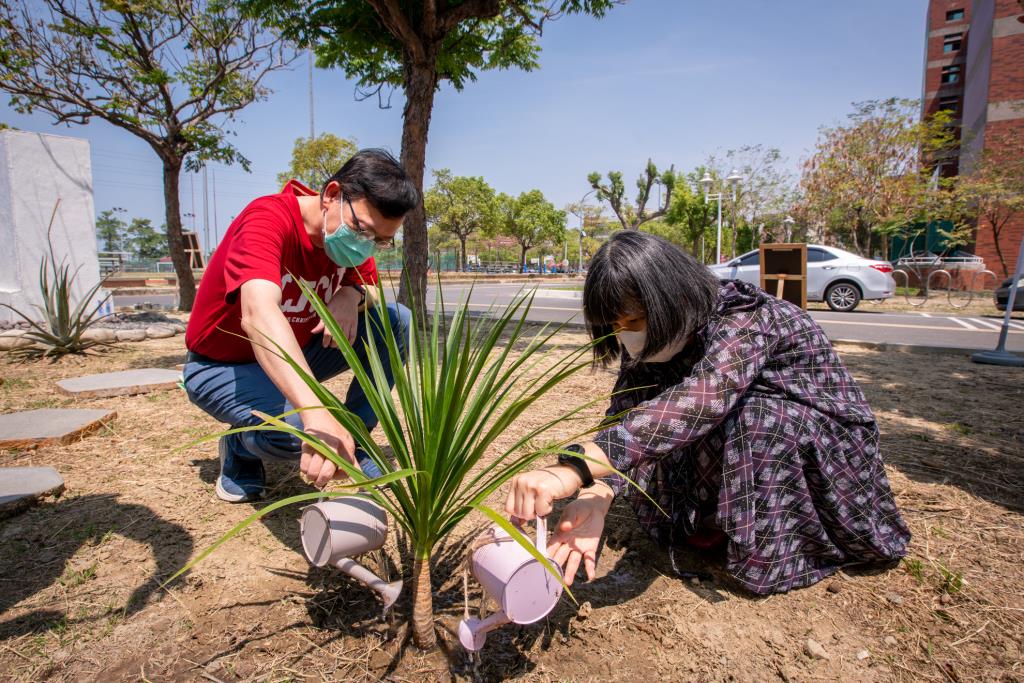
[56,368,182,398]
[0,408,117,449]
[0,466,65,518]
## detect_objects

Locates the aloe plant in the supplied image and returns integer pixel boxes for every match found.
[2,200,111,359]
[172,279,616,649]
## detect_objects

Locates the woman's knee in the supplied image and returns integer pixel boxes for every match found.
[388,303,412,357]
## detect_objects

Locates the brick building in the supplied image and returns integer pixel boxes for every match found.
[922,0,1024,276]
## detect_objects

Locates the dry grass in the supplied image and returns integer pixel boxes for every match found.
[0,329,1022,682]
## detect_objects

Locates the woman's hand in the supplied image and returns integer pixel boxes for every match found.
[548,483,614,585]
[506,466,582,520]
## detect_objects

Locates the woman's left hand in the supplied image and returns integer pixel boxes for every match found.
[548,484,613,585]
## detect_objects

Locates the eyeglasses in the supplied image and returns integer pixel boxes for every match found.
[345,196,396,250]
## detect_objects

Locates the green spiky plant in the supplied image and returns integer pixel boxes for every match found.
[2,200,111,359]
[171,278,634,650]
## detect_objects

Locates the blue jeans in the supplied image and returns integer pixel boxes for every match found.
[183,303,411,479]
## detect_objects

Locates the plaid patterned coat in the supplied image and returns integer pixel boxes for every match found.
[593,280,911,594]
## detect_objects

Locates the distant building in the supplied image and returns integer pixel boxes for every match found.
[921,0,1024,274]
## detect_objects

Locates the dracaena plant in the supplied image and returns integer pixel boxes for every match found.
[172,278,625,650]
[2,200,111,360]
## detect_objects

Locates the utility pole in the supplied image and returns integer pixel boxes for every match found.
[212,168,219,254]
[308,49,315,139]
[202,166,210,255]
[190,173,196,232]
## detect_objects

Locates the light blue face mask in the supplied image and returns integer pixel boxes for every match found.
[322,208,376,268]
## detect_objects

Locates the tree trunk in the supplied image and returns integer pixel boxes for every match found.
[161,158,197,311]
[411,556,435,649]
[520,244,528,273]
[990,218,1008,277]
[459,236,467,272]
[397,56,439,315]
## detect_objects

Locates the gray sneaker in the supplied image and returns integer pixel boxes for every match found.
[215,436,265,503]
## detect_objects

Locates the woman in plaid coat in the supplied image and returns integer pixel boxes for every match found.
[506,231,910,595]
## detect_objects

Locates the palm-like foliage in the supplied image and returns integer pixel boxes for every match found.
[2,201,111,359]
[174,279,616,649]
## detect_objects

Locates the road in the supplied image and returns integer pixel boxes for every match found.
[113,282,1024,353]
[424,283,1024,353]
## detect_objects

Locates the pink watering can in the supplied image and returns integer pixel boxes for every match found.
[300,496,403,610]
[458,516,563,651]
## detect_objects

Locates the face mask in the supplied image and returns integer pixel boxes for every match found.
[617,327,687,363]
[322,208,376,268]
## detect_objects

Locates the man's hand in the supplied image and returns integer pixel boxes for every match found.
[312,285,362,348]
[300,410,361,488]
[548,483,614,585]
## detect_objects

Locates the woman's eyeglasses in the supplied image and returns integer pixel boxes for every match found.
[345,196,396,250]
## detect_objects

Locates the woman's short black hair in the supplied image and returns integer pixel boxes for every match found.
[325,148,419,219]
[583,230,720,366]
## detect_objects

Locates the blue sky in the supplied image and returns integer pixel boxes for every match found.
[1,0,928,251]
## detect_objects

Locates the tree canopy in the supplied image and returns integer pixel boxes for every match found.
[277,133,359,190]
[424,169,497,271]
[0,0,295,309]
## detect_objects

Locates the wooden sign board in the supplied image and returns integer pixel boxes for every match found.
[759,243,807,309]
[183,231,206,270]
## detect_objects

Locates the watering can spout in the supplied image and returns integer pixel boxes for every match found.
[458,612,512,651]
[334,557,404,611]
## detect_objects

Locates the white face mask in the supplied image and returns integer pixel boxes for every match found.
[617,327,687,363]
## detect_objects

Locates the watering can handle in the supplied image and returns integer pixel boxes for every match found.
[509,514,548,550]
[535,515,547,549]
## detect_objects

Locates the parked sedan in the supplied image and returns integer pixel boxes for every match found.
[995,277,1024,312]
[707,245,896,312]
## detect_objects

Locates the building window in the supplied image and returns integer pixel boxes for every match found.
[941,64,961,84]
[943,33,963,52]
[946,8,964,21]
[938,95,959,113]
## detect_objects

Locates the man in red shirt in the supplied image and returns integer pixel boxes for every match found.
[183,149,417,502]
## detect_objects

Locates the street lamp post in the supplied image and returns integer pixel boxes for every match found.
[783,215,796,242]
[700,170,742,264]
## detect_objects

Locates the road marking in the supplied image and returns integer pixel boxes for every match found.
[919,312,932,317]
[969,317,1002,330]
[947,317,979,330]
[432,302,1023,335]
[1008,320,1024,331]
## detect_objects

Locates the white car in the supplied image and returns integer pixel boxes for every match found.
[707,245,896,312]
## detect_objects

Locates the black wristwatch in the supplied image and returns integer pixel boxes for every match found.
[347,283,366,306]
[557,443,594,489]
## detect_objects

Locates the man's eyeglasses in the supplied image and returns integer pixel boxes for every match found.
[345,196,396,250]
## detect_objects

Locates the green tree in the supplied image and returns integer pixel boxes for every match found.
[248,0,619,319]
[955,129,1024,276]
[495,190,565,272]
[96,207,127,253]
[664,169,716,260]
[796,99,958,259]
[424,169,496,271]
[126,218,169,260]
[587,159,675,231]
[276,133,359,189]
[0,0,296,310]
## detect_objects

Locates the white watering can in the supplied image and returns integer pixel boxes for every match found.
[458,516,563,651]
[299,496,403,610]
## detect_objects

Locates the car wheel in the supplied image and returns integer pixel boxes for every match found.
[825,282,861,312]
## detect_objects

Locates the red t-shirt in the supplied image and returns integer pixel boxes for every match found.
[185,180,378,362]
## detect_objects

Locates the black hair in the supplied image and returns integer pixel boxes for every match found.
[324,148,419,218]
[583,230,720,367]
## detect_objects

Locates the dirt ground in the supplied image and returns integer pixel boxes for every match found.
[1,328,1022,682]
